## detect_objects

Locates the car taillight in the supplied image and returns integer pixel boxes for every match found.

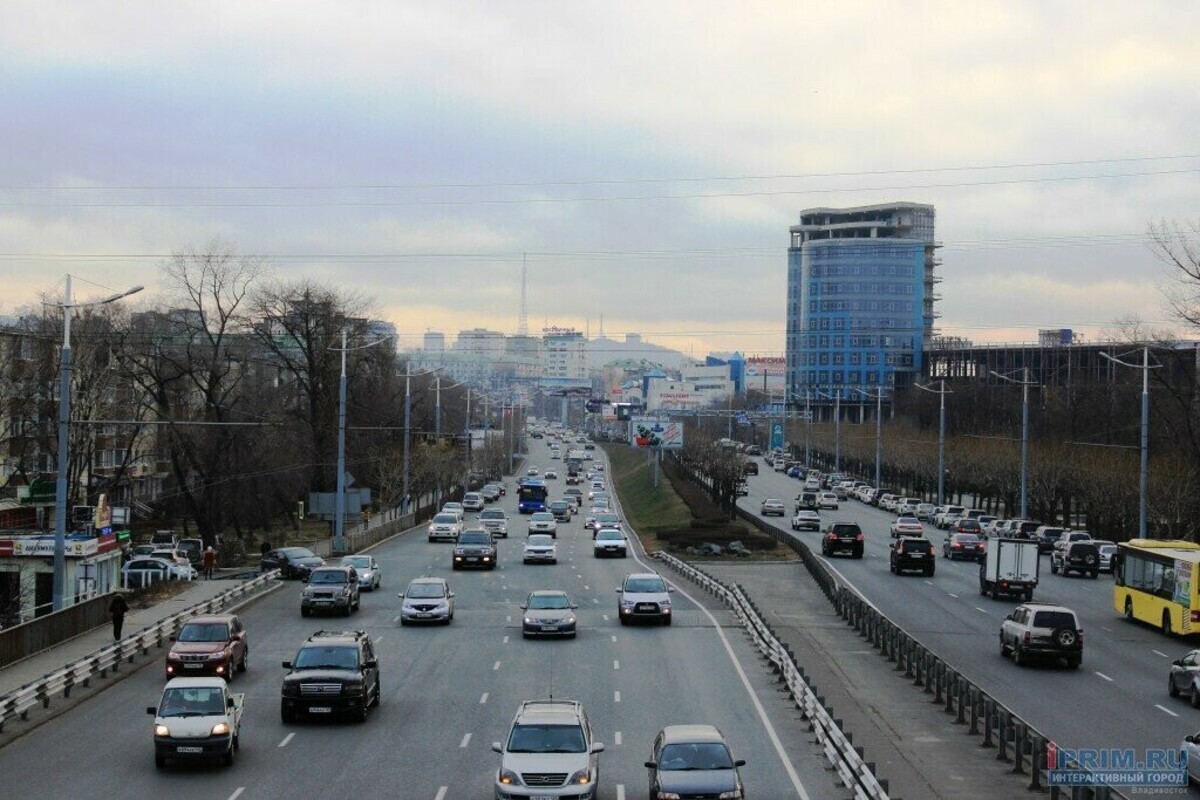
[952,543,961,549]
[855,533,864,541]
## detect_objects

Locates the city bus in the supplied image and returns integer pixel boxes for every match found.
[1113,539,1200,635]
[517,479,549,514]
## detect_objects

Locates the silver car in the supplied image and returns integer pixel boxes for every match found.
[340,554,381,591]
[523,534,558,564]
[399,577,455,625]
[616,572,674,626]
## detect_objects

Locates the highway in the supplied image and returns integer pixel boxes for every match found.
[0,441,842,800]
[740,462,1200,777]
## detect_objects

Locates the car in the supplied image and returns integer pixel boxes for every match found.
[590,511,621,534]
[977,515,998,532]
[984,518,1009,538]
[761,498,786,517]
[123,556,197,586]
[523,534,558,564]
[1034,526,1067,553]
[999,602,1083,668]
[593,528,628,558]
[520,590,578,637]
[398,577,455,625]
[934,505,965,529]
[890,516,924,538]
[480,484,502,503]
[492,699,604,797]
[817,492,839,510]
[616,572,674,625]
[479,507,510,538]
[563,488,584,509]
[129,543,157,558]
[1184,731,1200,784]
[820,522,864,558]
[735,480,749,496]
[301,565,361,617]
[915,503,937,521]
[150,531,179,548]
[743,460,759,476]
[594,464,605,472]
[804,478,822,492]
[151,547,192,568]
[890,536,935,576]
[1168,650,1200,706]
[943,533,985,561]
[1052,530,1093,559]
[794,492,819,513]
[544,469,559,479]
[462,492,486,512]
[950,518,984,537]
[526,467,540,476]
[645,724,746,800]
[1051,540,1101,578]
[1094,540,1118,573]
[441,502,466,520]
[340,554,381,591]
[584,442,595,450]
[280,630,380,723]
[549,500,573,523]
[453,529,498,570]
[791,510,821,531]
[428,512,465,542]
[550,451,560,459]
[528,511,559,537]
[878,493,897,512]
[177,538,204,567]
[165,614,248,680]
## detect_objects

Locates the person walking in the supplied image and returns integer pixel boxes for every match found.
[202,546,217,580]
[109,593,129,641]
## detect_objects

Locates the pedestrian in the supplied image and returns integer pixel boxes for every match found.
[260,540,272,557]
[203,546,217,580]
[109,593,129,641]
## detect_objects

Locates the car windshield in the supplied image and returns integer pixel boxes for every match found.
[309,570,347,584]
[158,686,226,717]
[177,622,231,642]
[897,517,919,525]
[624,578,667,593]
[342,557,371,570]
[406,582,446,599]
[904,540,932,552]
[532,513,554,521]
[281,547,315,559]
[953,534,980,544]
[528,594,571,609]
[659,742,735,770]
[458,533,491,544]
[551,502,569,510]
[507,724,586,753]
[597,530,622,541]
[292,645,359,670]
[527,535,554,546]
[481,510,505,519]
[598,514,618,522]
[1032,611,1077,629]
[832,525,860,535]
[433,514,458,524]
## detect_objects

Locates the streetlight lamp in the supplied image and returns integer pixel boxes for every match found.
[990,367,1037,519]
[856,387,885,489]
[1100,347,1159,538]
[330,329,391,554]
[48,275,143,611]
[915,380,952,506]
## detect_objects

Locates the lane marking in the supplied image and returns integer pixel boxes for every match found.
[503,635,509,644]
[613,660,620,670]
[611,635,617,643]
[435,787,448,800]
[227,789,245,800]
[974,606,988,613]
[615,731,622,746]
[592,598,599,604]
[616,784,625,800]
[393,615,401,623]
[1153,649,1170,658]
[1156,704,1180,718]
[493,661,501,671]
[602,614,609,621]
[584,585,591,590]
[923,580,933,586]
[460,733,472,748]
[948,593,959,599]
[1095,672,1114,682]
[614,690,621,702]
[374,636,383,645]
[480,692,489,704]
[278,733,295,748]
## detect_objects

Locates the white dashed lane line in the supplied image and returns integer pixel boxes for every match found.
[614,690,621,703]
[278,733,295,748]
[1154,650,1170,658]
[434,787,448,800]
[611,635,617,643]
[460,733,472,748]
[227,789,245,800]
[616,784,626,800]
[974,606,988,613]
[615,731,622,746]
[493,661,501,671]
[1095,672,1114,682]
[480,692,489,704]
[613,660,620,670]
[1157,704,1180,718]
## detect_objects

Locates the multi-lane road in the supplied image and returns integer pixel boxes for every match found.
[740,463,1200,774]
[0,441,849,800]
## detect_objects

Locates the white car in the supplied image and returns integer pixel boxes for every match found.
[527,512,558,537]
[461,493,485,512]
[544,469,558,480]
[441,503,465,523]
[817,492,839,510]
[761,499,787,517]
[526,466,540,476]
[399,577,454,625]
[594,464,605,473]
[428,512,465,542]
[123,556,196,586]
[340,554,382,590]
[890,516,925,538]
[791,510,821,531]
[522,534,558,564]
[594,528,628,558]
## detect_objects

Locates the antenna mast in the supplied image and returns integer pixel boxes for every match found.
[517,254,529,336]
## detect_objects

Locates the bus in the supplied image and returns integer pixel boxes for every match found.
[1113,539,1200,635]
[517,479,549,514]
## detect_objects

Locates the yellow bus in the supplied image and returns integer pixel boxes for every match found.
[1114,539,1200,635]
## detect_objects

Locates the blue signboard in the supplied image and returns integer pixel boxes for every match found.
[770,422,784,450]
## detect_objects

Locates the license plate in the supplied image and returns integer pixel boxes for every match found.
[466,557,479,562]
[541,625,558,631]
[637,604,655,612]
[183,663,203,669]
[911,553,925,558]
[176,746,203,753]
[308,707,332,713]
[417,613,431,618]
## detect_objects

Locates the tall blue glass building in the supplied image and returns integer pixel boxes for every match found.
[787,203,938,402]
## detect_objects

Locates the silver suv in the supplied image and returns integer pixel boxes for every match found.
[480,508,509,538]
[492,699,604,799]
[999,602,1083,668]
[616,572,674,626]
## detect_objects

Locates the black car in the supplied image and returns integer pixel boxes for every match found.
[261,547,324,579]
[520,590,578,638]
[453,530,497,570]
[1052,541,1101,579]
[280,630,380,722]
[820,522,864,558]
[645,724,745,800]
[890,537,935,576]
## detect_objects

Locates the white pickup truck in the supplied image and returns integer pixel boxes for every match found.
[147,676,244,768]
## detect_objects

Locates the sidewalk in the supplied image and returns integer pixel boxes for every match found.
[0,571,266,700]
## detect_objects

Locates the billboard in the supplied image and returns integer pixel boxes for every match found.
[770,422,785,450]
[630,418,684,450]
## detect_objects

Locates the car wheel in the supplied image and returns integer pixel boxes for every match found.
[1091,571,1099,579]
[301,607,310,618]
[155,754,166,768]
[663,616,672,626]
[399,617,409,626]
[1050,562,1058,574]
[1013,647,1025,667]
[1170,677,1180,698]
[355,702,369,723]
[1164,611,1174,636]
[238,650,248,673]
[619,617,628,626]
[223,749,235,766]
[1124,598,1134,620]
[1192,688,1200,710]
[889,562,896,574]
[925,567,934,577]
[1000,638,1009,657]
[281,706,295,724]
[342,604,352,617]
[1067,658,1081,670]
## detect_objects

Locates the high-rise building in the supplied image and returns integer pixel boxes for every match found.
[541,327,588,383]
[787,202,939,399]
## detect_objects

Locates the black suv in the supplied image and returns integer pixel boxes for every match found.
[890,537,935,576]
[280,630,380,722]
[453,530,498,570]
[1051,541,1101,579]
[821,522,864,558]
[300,565,361,617]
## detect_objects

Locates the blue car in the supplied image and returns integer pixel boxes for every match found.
[787,465,803,478]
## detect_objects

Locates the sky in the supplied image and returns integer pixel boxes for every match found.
[2,2,1198,357]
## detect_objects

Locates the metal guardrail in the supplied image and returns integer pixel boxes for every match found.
[0,570,280,734]
[653,551,891,800]
[729,504,1134,800]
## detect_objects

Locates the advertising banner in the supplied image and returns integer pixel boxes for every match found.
[770,422,785,450]
[630,418,684,450]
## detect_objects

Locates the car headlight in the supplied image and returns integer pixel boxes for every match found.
[565,614,576,625]
[567,768,593,785]
[498,768,523,786]
[718,790,744,799]
[210,722,230,736]
[154,724,171,737]
[524,617,535,625]
[282,684,300,698]
[620,600,635,609]
[344,683,364,697]
[656,793,683,800]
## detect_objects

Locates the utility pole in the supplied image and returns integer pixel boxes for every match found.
[402,364,412,515]
[916,380,952,506]
[990,367,1037,519]
[1101,347,1158,538]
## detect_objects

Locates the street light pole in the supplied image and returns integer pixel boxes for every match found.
[804,391,811,469]
[990,367,1037,519]
[915,380,951,505]
[856,388,884,489]
[402,365,411,515]
[49,276,143,611]
[1101,347,1158,538]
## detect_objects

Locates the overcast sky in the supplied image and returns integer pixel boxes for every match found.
[2,2,1198,356]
